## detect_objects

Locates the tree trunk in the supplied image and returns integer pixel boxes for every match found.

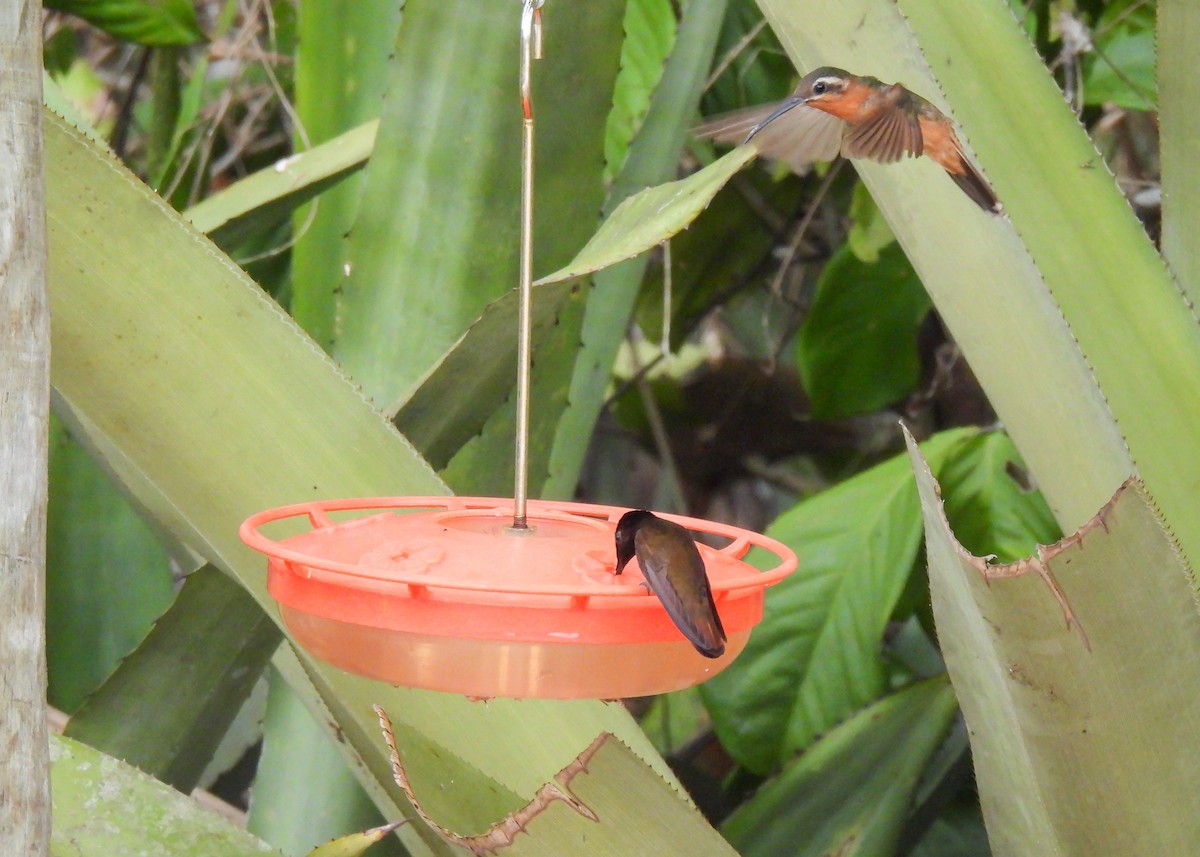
[0,1,50,853]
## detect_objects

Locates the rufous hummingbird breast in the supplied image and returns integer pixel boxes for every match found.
[614,510,727,659]
[696,66,1001,214]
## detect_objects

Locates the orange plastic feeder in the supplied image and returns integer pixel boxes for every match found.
[239,497,795,699]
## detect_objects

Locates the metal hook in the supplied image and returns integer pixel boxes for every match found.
[512,0,544,531]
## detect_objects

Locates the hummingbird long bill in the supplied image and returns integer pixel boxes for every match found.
[695,66,1001,214]
[614,510,727,659]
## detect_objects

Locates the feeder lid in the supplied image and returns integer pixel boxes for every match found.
[239,497,796,697]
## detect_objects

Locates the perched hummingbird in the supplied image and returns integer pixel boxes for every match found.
[695,66,1001,214]
[614,510,727,659]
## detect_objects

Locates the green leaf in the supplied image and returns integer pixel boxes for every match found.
[51,735,283,856]
[289,0,403,348]
[756,0,1139,533]
[391,280,574,469]
[186,120,378,250]
[938,431,1061,563]
[635,164,805,351]
[1083,2,1156,110]
[721,678,959,857]
[46,415,176,714]
[335,0,623,405]
[249,671,402,857]
[1159,0,1200,304]
[541,0,729,498]
[796,242,931,419]
[910,800,993,857]
[604,0,677,182]
[65,565,281,794]
[846,181,895,263]
[701,428,974,774]
[47,0,203,46]
[908,430,1200,855]
[537,146,757,286]
[382,729,740,855]
[305,822,408,857]
[151,52,209,191]
[639,687,710,757]
[438,287,589,495]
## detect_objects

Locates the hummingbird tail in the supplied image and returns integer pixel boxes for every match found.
[947,162,1002,214]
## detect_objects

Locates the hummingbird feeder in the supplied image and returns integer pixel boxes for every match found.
[239,0,796,699]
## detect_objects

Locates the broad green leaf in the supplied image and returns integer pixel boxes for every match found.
[187,120,378,250]
[1158,0,1200,305]
[249,671,401,857]
[290,0,402,347]
[796,242,931,419]
[335,0,623,405]
[45,108,689,853]
[938,431,1061,563]
[542,0,729,498]
[65,565,281,794]
[701,428,973,774]
[537,146,757,286]
[383,729,738,856]
[47,0,203,46]
[722,678,959,857]
[605,0,677,182]
[51,734,283,856]
[908,431,1200,855]
[46,416,176,714]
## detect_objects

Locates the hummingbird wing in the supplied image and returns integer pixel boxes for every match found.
[841,84,924,164]
[693,102,844,173]
[634,520,727,658]
[841,107,923,163]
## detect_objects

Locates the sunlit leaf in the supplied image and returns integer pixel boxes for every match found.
[909,431,1200,856]
[537,146,757,285]
[51,735,282,856]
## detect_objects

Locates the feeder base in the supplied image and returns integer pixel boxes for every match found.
[281,607,749,699]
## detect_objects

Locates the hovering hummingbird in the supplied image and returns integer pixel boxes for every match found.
[695,66,1001,214]
[614,510,727,659]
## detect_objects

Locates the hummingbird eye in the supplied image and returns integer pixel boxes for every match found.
[812,81,827,95]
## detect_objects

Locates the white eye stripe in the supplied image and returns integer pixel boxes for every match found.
[810,76,845,96]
